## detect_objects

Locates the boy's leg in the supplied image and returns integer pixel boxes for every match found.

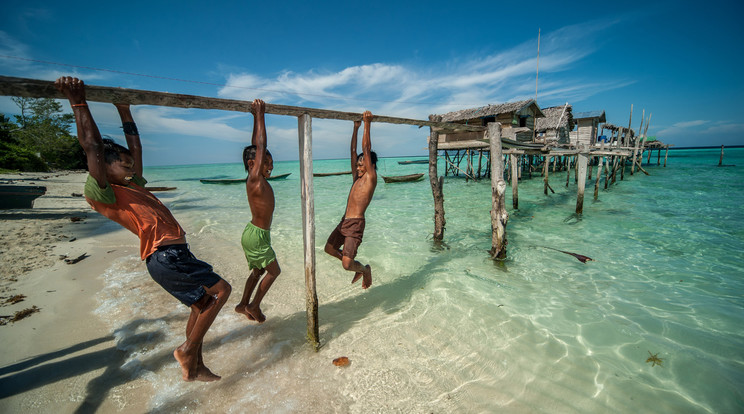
[235,267,265,319]
[174,279,231,382]
[342,256,372,289]
[241,260,281,323]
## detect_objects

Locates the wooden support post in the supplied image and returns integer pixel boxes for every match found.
[664,146,669,167]
[588,156,593,180]
[626,104,633,148]
[620,156,626,180]
[298,114,319,350]
[477,150,483,178]
[719,145,724,166]
[610,155,619,185]
[594,155,604,200]
[657,148,661,165]
[631,110,643,175]
[544,156,550,195]
[428,123,445,241]
[488,123,508,260]
[576,153,588,214]
[510,153,519,209]
[566,156,571,187]
[647,147,652,164]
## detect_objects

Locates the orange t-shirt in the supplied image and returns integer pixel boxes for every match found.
[84,175,186,260]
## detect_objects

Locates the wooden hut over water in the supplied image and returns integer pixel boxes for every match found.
[534,104,574,146]
[600,123,636,148]
[571,110,606,148]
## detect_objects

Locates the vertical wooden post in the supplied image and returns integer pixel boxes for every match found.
[566,155,571,187]
[719,145,724,166]
[543,155,550,195]
[576,152,588,214]
[626,104,633,148]
[588,156,593,180]
[594,155,604,200]
[664,145,669,167]
[298,114,319,350]
[632,110,644,175]
[510,153,519,209]
[488,123,508,260]
[657,148,661,165]
[428,119,445,241]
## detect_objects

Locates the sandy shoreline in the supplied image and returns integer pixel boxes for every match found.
[0,171,150,413]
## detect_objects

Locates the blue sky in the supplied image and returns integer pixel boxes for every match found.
[1,0,742,165]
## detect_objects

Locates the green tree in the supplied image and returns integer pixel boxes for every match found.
[0,114,48,171]
[5,97,85,170]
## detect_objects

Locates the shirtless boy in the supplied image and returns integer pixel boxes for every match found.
[55,77,231,382]
[235,99,281,323]
[324,111,377,289]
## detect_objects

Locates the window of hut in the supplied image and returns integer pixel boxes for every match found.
[519,116,528,127]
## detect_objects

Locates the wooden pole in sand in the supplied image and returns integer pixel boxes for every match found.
[510,153,519,209]
[428,117,445,241]
[719,145,724,166]
[298,114,319,350]
[488,123,508,260]
[576,152,588,214]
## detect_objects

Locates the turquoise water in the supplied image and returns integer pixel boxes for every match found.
[94,148,743,413]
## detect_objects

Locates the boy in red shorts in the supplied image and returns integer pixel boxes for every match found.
[324,111,377,289]
[55,76,231,382]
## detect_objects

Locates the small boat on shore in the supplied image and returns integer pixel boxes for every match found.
[145,186,177,192]
[398,160,429,165]
[0,185,46,209]
[382,173,425,183]
[200,173,291,184]
[313,171,352,177]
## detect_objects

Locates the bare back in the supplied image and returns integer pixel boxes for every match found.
[246,176,274,229]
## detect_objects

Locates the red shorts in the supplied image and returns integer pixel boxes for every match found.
[326,217,365,259]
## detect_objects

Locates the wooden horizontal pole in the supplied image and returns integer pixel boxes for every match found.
[0,75,485,132]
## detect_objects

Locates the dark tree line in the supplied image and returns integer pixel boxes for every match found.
[1,97,86,172]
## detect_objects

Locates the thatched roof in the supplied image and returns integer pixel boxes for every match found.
[601,123,636,138]
[535,105,573,131]
[573,110,606,122]
[432,99,545,123]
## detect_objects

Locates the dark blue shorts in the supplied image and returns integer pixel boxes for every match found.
[145,244,222,307]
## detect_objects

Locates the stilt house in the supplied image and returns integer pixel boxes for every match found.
[432,99,545,149]
[570,110,606,148]
[534,104,574,146]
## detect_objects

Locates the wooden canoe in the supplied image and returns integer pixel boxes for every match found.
[313,171,352,177]
[397,160,429,165]
[200,172,291,184]
[382,173,425,183]
[145,186,177,191]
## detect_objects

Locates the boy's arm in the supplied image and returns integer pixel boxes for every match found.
[361,111,375,178]
[350,120,361,182]
[249,99,267,181]
[115,104,143,178]
[55,77,107,188]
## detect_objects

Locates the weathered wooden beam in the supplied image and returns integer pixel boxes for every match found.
[0,75,484,132]
[298,114,319,350]
[488,122,508,260]
[428,118,445,241]
[576,153,588,214]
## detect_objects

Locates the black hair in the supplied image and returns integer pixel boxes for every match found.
[358,151,378,170]
[102,138,131,165]
[243,145,272,171]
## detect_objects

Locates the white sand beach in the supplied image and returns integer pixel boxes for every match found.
[0,171,150,413]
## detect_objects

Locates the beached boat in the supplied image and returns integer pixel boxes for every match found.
[200,173,291,184]
[313,171,352,177]
[398,160,429,165]
[145,186,177,191]
[382,173,425,183]
[0,185,46,209]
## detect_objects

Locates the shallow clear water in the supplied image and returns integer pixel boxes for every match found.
[94,148,744,413]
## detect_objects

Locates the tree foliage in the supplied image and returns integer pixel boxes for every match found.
[1,97,85,171]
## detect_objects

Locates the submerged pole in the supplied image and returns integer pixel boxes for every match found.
[576,152,588,214]
[488,123,508,260]
[298,114,319,350]
[428,117,446,241]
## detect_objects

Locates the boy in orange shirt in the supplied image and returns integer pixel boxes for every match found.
[55,76,231,382]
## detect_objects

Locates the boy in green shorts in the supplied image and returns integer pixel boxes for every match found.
[235,99,281,323]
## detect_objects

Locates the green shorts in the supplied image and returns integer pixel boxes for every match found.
[241,222,277,270]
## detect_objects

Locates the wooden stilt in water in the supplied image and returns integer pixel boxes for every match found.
[510,153,519,209]
[544,156,550,195]
[594,155,604,200]
[664,145,669,167]
[298,114,319,350]
[488,122,508,260]
[428,119,446,241]
[588,156,593,180]
[566,156,571,187]
[632,109,644,175]
[719,145,724,167]
[576,152,588,214]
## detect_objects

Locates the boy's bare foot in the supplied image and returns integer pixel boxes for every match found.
[173,348,198,382]
[195,363,221,382]
[351,272,363,284]
[234,304,256,321]
[362,265,372,289]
